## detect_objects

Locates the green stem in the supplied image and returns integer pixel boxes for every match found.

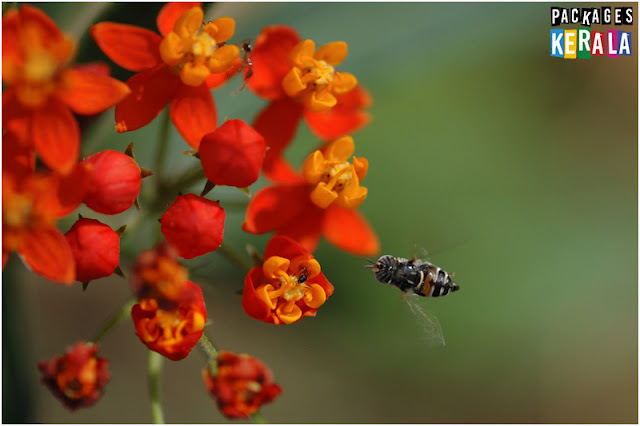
[89,298,136,344]
[148,351,165,424]
[250,412,268,424]
[198,334,218,374]
[170,163,206,193]
[154,109,171,186]
[218,244,253,271]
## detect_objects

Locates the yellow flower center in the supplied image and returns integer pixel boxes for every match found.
[302,136,369,210]
[301,59,335,88]
[255,256,327,324]
[159,7,239,87]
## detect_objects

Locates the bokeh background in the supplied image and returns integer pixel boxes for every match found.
[3,2,637,423]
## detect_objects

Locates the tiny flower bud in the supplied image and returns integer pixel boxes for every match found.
[199,119,267,188]
[131,242,188,303]
[81,150,144,215]
[64,218,121,283]
[202,351,282,419]
[160,194,225,259]
[37,342,110,411]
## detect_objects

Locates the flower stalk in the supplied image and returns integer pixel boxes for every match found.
[89,298,136,344]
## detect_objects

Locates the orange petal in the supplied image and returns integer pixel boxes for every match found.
[303,85,372,140]
[157,2,201,37]
[289,40,316,68]
[281,67,306,97]
[304,90,337,113]
[91,22,163,72]
[115,64,179,133]
[205,17,235,43]
[331,72,358,95]
[252,98,303,183]
[36,163,90,218]
[277,205,325,254]
[247,26,301,101]
[2,8,22,65]
[17,5,65,50]
[205,67,237,90]
[324,135,355,161]
[173,7,203,38]
[19,226,75,284]
[56,66,131,115]
[31,98,79,174]
[314,41,348,66]
[322,206,379,256]
[169,83,216,149]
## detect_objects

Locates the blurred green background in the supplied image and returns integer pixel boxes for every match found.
[3,2,637,423]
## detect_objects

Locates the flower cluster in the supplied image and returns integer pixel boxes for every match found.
[4,2,380,421]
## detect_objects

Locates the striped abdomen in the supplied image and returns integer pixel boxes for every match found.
[414,264,459,297]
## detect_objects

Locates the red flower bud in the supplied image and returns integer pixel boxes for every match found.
[37,342,110,411]
[202,351,282,419]
[132,281,206,361]
[64,218,120,283]
[81,150,142,214]
[160,194,225,259]
[199,119,266,188]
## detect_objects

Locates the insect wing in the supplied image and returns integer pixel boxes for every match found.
[403,293,446,346]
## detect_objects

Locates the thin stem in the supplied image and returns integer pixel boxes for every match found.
[154,109,172,186]
[148,351,165,424]
[198,334,219,377]
[218,244,253,271]
[170,163,206,193]
[89,298,136,344]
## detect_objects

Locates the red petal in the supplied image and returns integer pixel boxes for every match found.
[115,65,178,133]
[263,235,309,262]
[160,194,225,259]
[241,268,275,323]
[56,66,131,115]
[199,119,266,187]
[157,2,201,36]
[2,8,22,64]
[72,62,110,76]
[322,206,380,256]
[206,68,237,90]
[36,162,90,217]
[31,99,79,174]
[19,226,75,284]
[242,184,310,234]
[91,22,162,72]
[247,26,300,100]
[253,98,303,183]
[277,205,324,254]
[303,85,372,140]
[3,88,32,139]
[3,127,35,181]
[169,83,216,149]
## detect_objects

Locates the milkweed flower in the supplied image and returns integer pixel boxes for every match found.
[64,218,121,284]
[243,137,379,255]
[37,342,110,411]
[198,119,266,188]
[131,242,188,303]
[132,280,206,361]
[160,194,225,259]
[81,147,150,215]
[2,165,89,283]
[91,2,240,148]
[2,5,130,174]
[202,351,282,419]
[247,26,371,182]
[242,235,334,325]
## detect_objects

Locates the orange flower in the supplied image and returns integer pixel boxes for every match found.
[131,242,188,303]
[2,164,89,283]
[247,26,372,183]
[2,5,131,174]
[242,236,334,325]
[132,280,207,361]
[38,342,110,411]
[91,2,240,148]
[203,351,282,419]
[243,137,379,256]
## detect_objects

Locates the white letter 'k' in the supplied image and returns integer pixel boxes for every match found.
[551,32,564,55]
